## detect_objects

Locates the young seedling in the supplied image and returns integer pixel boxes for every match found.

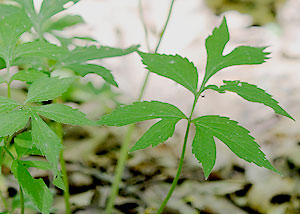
[98,17,294,213]
[0,1,138,213]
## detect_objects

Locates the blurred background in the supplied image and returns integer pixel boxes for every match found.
[2,0,300,213]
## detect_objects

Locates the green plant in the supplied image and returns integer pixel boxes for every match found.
[0,1,138,213]
[98,17,294,213]
[105,0,176,213]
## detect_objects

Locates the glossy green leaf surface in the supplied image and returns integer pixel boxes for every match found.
[99,101,187,126]
[67,64,118,87]
[130,118,180,152]
[31,111,61,172]
[138,52,198,94]
[25,77,76,103]
[0,96,20,113]
[12,160,52,214]
[206,80,294,120]
[0,110,30,137]
[192,115,278,175]
[32,103,95,126]
[203,17,269,85]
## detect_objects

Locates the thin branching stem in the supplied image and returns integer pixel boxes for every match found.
[157,95,198,213]
[105,0,176,213]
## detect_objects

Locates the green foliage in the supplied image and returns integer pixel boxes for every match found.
[11,160,53,214]
[98,101,187,126]
[138,52,198,94]
[30,111,62,172]
[202,18,269,87]
[206,80,294,120]
[32,103,95,126]
[130,118,180,152]
[192,115,278,178]
[25,77,76,103]
[0,0,140,211]
[101,17,293,181]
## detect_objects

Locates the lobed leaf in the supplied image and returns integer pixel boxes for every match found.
[0,96,20,113]
[30,111,62,172]
[192,115,278,176]
[192,126,216,179]
[138,52,198,95]
[206,80,294,120]
[32,103,95,126]
[0,110,30,137]
[203,17,269,85]
[66,63,118,87]
[25,76,76,103]
[11,160,52,214]
[98,101,187,126]
[130,118,180,152]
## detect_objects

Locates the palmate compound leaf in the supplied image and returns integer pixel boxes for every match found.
[138,51,198,95]
[31,111,62,173]
[25,76,76,104]
[11,160,52,214]
[192,115,278,178]
[203,17,270,86]
[206,80,294,120]
[32,103,96,126]
[130,118,180,152]
[98,101,187,126]
[66,64,118,87]
[0,109,30,137]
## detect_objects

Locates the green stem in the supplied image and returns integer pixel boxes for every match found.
[19,186,24,214]
[105,124,135,214]
[156,96,198,213]
[56,121,71,214]
[157,122,190,214]
[105,1,176,213]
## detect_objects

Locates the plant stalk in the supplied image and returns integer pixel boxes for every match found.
[105,0,176,213]
[20,186,25,214]
[105,124,135,214]
[56,120,71,214]
[156,96,198,213]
